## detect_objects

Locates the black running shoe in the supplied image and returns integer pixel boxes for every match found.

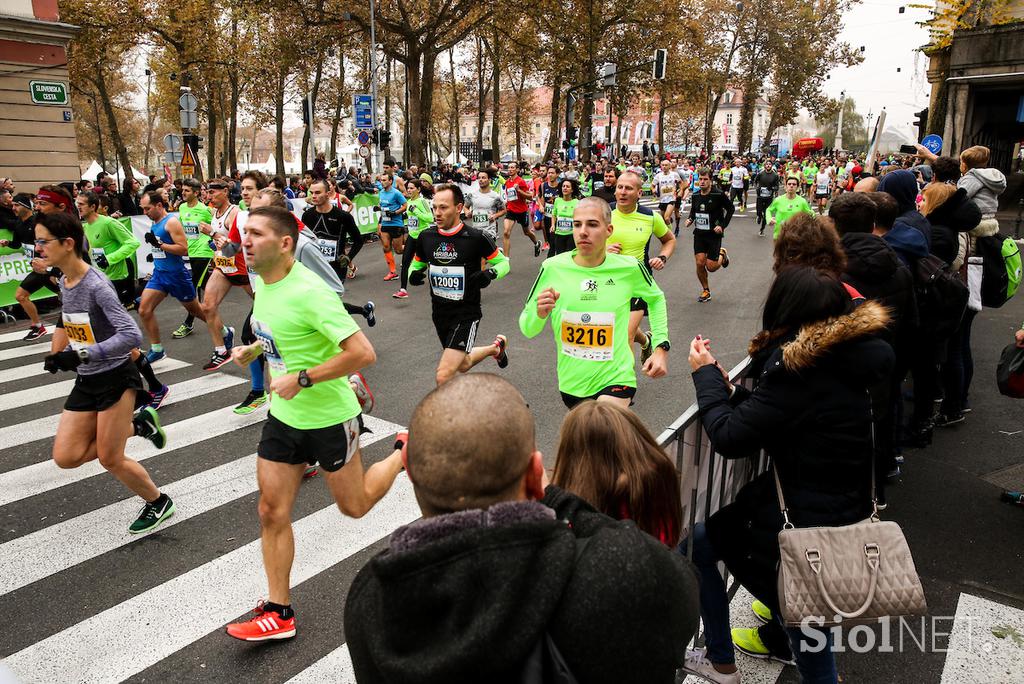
[533,241,541,257]
[493,335,509,369]
[364,301,376,327]
[133,407,167,449]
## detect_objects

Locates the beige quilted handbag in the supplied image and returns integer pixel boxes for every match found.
[774,409,927,627]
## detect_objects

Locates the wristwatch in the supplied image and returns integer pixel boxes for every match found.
[657,341,671,352]
[297,369,313,388]
[76,348,90,363]
[656,254,668,264]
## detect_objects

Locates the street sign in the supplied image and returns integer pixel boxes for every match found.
[357,130,371,146]
[353,93,374,130]
[163,133,182,151]
[358,144,371,159]
[921,134,943,155]
[180,110,198,130]
[29,80,68,105]
[180,143,198,177]
[163,151,183,164]
[179,92,198,112]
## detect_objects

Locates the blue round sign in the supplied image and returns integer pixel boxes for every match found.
[357,130,371,146]
[922,134,943,155]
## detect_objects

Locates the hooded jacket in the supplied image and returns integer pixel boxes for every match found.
[693,301,894,608]
[926,187,982,267]
[344,488,700,684]
[958,167,1006,217]
[840,232,918,350]
[879,169,931,250]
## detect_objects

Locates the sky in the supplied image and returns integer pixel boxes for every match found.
[822,0,935,141]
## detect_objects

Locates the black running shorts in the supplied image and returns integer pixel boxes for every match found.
[693,231,723,261]
[560,384,636,409]
[65,360,146,412]
[20,270,59,295]
[434,318,479,352]
[506,211,529,228]
[258,413,359,473]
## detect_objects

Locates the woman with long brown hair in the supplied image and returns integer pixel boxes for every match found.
[552,401,682,546]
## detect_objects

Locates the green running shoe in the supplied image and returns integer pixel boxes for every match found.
[134,407,167,449]
[732,626,795,665]
[172,323,193,339]
[751,599,773,624]
[128,494,175,534]
[233,390,269,415]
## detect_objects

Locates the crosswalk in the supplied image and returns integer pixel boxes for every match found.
[0,329,410,684]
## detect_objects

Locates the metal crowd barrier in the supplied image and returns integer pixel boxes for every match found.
[657,356,771,560]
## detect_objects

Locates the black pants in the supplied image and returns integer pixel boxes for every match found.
[547,233,575,258]
[940,309,977,416]
[400,235,418,290]
[113,275,136,307]
[756,196,773,225]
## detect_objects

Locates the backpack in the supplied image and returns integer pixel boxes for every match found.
[914,254,968,338]
[973,233,1022,308]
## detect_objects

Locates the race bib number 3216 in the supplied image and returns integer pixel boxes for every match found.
[560,311,614,361]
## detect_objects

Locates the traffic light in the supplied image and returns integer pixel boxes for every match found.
[183,133,203,151]
[601,63,616,89]
[653,49,667,80]
[371,129,379,144]
[913,108,928,143]
[379,129,391,150]
[302,93,314,127]
[196,135,204,150]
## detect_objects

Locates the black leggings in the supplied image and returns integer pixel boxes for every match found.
[400,235,419,290]
[547,233,575,258]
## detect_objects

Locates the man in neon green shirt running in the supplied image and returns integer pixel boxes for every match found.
[75,191,139,306]
[520,197,669,408]
[173,178,214,338]
[226,205,404,642]
[766,177,814,239]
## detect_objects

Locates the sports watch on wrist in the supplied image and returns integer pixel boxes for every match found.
[657,341,671,352]
[76,348,90,363]
[297,369,313,388]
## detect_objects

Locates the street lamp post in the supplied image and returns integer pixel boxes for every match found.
[835,90,846,151]
[368,0,381,172]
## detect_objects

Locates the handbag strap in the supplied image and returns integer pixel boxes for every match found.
[772,389,880,529]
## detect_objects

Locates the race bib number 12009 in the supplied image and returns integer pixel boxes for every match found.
[429,264,466,301]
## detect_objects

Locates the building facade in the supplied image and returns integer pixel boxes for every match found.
[0,0,79,187]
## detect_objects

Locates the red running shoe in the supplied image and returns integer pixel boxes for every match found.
[226,601,295,641]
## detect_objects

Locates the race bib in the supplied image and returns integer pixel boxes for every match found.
[151,244,165,259]
[214,253,237,274]
[429,264,465,301]
[543,204,553,217]
[472,212,490,228]
[593,181,604,191]
[505,186,517,202]
[23,245,34,259]
[183,222,200,238]
[91,248,105,263]
[759,187,772,198]
[407,215,419,232]
[62,312,96,350]
[555,217,573,235]
[660,187,676,200]
[560,311,614,361]
[695,212,711,230]
[252,319,285,373]
[818,182,829,192]
[317,238,338,260]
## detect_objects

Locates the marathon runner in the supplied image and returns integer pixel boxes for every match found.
[195,179,244,371]
[765,176,814,239]
[408,183,511,385]
[753,163,780,235]
[76,191,139,307]
[538,167,561,249]
[14,185,73,340]
[548,178,580,256]
[592,168,618,205]
[675,161,695,235]
[301,179,364,283]
[814,161,833,214]
[653,160,681,229]
[172,178,213,339]
[686,168,734,302]
[608,170,675,356]
[376,173,407,282]
[395,179,434,299]
[501,162,540,258]
[464,169,505,243]
[520,197,669,409]
[728,158,749,214]
[36,211,172,534]
[136,191,210,363]
[802,158,818,200]
[225,206,403,642]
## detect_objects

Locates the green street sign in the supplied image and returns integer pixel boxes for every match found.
[29,80,69,105]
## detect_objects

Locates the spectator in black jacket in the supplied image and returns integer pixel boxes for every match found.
[119,178,142,216]
[878,169,931,253]
[685,266,894,684]
[345,374,700,684]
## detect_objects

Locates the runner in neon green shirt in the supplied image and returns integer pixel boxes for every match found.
[520,197,670,408]
[802,161,818,200]
[227,205,404,642]
[548,180,579,257]
[173,178,215,339]
[75,191,140,306]
[766,176,815,239]
[395,179,434,298]
[608,170,676,359]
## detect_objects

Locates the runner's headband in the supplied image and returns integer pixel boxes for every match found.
[36,189,73,213]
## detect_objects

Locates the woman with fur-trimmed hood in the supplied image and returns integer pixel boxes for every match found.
[683,266,894,684]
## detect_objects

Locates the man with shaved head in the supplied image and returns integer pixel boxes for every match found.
[344,374,700,683]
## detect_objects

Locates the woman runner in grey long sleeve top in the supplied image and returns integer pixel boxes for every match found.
[35,211,177,535]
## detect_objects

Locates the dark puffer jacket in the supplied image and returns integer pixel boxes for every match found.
[926,187,982,267]
[344,488,700,684]
[694,301,895,608]
[840,232,918,352]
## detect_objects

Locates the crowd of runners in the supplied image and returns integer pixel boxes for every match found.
[0,138,1019,681]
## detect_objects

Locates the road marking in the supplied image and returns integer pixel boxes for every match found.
[2,474,420,684]
[0,329,53,344]
[0,401,267,508]
[0,355,185,385]
[0,416,403,597]
[0,340,53,362]
[0,373,247,451]
[0,359,191,413]
[285,644,356,683]
[941,592,1024,683]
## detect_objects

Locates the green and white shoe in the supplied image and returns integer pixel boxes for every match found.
[751,599,773,624]
[233,390,269,415]
[732,626,795,665]
[134,407,167,449]
[128,494,175,534]
[172,323,194,339]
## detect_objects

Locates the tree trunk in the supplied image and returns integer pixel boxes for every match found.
[581,95,594,163]
[614,107,622,157]
[143,72,153,173]
[514,96,522,161]
[227,15,239,172]
[93,69,133,183]
[330,53,344,162]
[737,81,758,154]
[657,101,666,157]
[419,51,438,166]
[450,49,459,162]
[275,65,286,176]
[476,36,486,166]
[543,74,562,161]
[205,83,217,180]
[301,56,324,174]
[488,32,500,160]
[403,48,424,168]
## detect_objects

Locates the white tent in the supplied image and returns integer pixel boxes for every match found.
[81,160,149,183]
[443,150,468,165]
[500,147,541,162]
